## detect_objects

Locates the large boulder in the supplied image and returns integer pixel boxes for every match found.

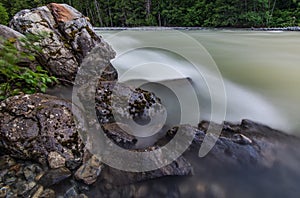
[0,94,85,169]
[0,24,39,69]
[9,3,115,82]
[195,119,300,168]
[0,24,23,46]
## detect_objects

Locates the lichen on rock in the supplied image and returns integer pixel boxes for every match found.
[9,3,115,82]
[0,94,85,168]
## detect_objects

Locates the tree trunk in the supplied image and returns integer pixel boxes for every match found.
[88,7,96,25]
[145,0,151,18]
[107,0,113,27]
[94,0,104,27]
[158,12,161,26]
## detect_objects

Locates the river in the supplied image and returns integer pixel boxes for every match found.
[97,30,300,135]
[47,29,300,197]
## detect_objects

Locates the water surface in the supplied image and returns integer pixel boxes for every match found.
[98,30,300,135]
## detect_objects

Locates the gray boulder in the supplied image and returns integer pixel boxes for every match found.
[0,24,39,69]
[0,24,23,47]
[9,3,115,82]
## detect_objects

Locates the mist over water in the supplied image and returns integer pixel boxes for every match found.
[98,30,299,134]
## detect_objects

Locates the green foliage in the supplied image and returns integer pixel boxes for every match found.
[1,0,300,28]
[0,33,57,100]
[0,3,9,25]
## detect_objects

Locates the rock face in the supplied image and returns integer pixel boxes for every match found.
[9,3,115,82]
[195,119,300,168]
[99,155,193,186]
[76,80,166,149]
[0,24,23,45]
[95,82,164,125]
[0,94,85,168]
[0,25,39,69]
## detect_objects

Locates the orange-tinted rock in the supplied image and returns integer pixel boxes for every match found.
[48,3,77,23]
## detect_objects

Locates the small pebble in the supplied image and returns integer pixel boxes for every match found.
[0,186,9,198]
[47,152,66,169]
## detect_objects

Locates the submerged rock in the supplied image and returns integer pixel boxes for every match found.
[99,155,193,186]
[38,188,56,198]
[0,156,47,197]
[169,119,300,169]
[9,3,115,82]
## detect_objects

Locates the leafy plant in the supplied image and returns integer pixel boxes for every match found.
[0,32,57,100]
[0,3,9,25]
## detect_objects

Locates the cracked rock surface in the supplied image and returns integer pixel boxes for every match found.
[0,94,85,168]
[9,3,115,82]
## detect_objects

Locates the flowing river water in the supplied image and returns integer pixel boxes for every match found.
[96,30,300,136]
[49,30,300,197]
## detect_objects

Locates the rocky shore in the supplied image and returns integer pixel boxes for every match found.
[1,3,300,198]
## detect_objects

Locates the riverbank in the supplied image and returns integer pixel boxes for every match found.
[94,26,300,31]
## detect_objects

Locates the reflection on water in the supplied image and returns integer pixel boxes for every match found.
[98,30,300,135]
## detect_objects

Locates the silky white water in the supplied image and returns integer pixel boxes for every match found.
[97,30,300,135]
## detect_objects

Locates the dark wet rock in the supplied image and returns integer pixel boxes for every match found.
[0,155,16,171]
[206,184,226,198]
[0,94,85,167]
[195,119,300,168]
[31,185,44,198]
[94,81,165,125]
[39,188,56,198]
[102,123,138,149]
[74,155,103,185]
[13,180,37,196]
[78,194,88,198]
[9,3,115,82]
[3,170,17,185]
[232,133,252,145]
[47,151,66,169]
[0,186,9,198]
[99,155,192,186]
[64,186,78,198]
[0,156,47,198]
[23,164,44,182]
[63,186,88,198]
[76,79,165,149]
[85,178,182,198]
[39,167,71,187]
